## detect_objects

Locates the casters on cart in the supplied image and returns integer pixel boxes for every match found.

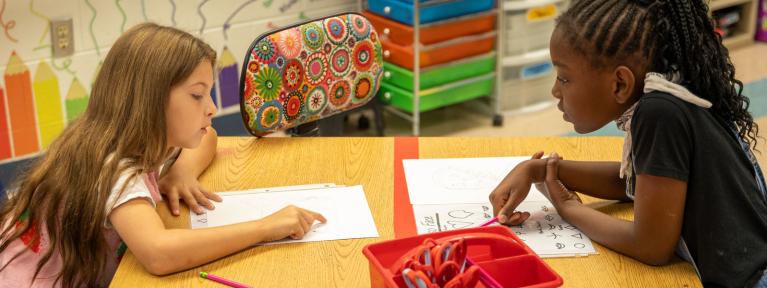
[358,115,371,130]
[492,114,504,127]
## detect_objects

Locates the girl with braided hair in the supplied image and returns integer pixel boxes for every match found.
[489,0,767,286]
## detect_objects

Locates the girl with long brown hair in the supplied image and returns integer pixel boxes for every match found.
[0,23,325,287]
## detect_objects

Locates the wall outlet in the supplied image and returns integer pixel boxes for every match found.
[50,18,74,58]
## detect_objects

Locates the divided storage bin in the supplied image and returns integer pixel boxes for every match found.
[363,226,563,288]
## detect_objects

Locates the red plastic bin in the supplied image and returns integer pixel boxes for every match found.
[362,226,563,287]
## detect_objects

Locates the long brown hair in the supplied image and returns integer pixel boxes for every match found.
[0,23,216,287]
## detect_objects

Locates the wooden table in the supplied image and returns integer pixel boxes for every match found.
[110,137,701,288]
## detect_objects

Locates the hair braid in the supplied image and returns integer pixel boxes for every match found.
[556,0,760,149]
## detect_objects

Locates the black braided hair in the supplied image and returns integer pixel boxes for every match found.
[556,0,759,149]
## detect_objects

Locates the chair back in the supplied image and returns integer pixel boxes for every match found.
[240,13,384,136]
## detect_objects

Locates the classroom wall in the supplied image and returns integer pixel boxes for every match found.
[0,0,357,166]
[758,0,767,41]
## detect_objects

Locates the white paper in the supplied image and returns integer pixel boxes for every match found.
[412,202,596,257]
[215,183,338,196]
[509,201,597,257]
[191,185,379,244]
[412,203,496,234]
[403,157,550,205]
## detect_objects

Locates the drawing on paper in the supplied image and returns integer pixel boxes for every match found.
[414,204,493,234]
[446,220,474,229]
[431,166,503,190]
[447,210,474,219]
[414,202,598,257]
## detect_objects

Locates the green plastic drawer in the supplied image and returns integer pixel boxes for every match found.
[379,73,495,113]
[382,52,496,91]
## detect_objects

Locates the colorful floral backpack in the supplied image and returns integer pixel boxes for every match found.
[240,13,384,136]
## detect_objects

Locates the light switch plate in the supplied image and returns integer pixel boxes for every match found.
[50,18,74,58]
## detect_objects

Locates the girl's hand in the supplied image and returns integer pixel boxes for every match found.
[158,172,222,216]
[257,205,327,242]
[542,153,582,209]
[490,151,545,225]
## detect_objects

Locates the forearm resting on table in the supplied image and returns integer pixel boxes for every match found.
[556,174,686,266]
[165,127,217,178]
[527,159,629,201]
[558,202,676,266]
[111,199,266,275]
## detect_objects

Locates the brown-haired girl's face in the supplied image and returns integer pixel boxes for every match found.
[166,60,216,149]
[549,28,627,133]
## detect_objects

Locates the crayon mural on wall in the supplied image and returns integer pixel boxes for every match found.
[4,52,40,157]
[0,85,11,160]
[33,61,65,149]
[0,0,357,164]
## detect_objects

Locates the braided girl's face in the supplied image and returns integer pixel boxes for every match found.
[549,28,638,134]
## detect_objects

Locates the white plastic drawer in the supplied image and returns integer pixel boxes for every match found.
[500,61,555,111]
[502,61,553,81]
[504,2,567,56]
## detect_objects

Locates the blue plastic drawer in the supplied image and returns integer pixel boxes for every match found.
[391,0,445,3]
[368,0,494,25]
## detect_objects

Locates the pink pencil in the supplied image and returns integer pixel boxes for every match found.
[200,272,252,288]
[479,216,499,227]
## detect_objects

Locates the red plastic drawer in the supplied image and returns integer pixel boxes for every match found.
[364,10,496,46]
[381,32,496,69]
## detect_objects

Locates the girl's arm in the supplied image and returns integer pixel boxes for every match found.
[527,158,629,200]
[109,199,326,275]
[491,152,629,225]
[545,155,687,265]
[159,126,222,216]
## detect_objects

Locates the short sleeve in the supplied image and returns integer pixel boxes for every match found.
[631,93,692,181]
[104,171,157,228]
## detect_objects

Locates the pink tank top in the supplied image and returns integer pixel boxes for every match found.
[0,171,162,287]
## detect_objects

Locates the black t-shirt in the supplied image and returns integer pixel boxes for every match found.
[628,92,767,287]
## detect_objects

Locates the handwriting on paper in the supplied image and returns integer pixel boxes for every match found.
[507,201,596,256]
[413,202,597,257]
[414,204,493,234]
